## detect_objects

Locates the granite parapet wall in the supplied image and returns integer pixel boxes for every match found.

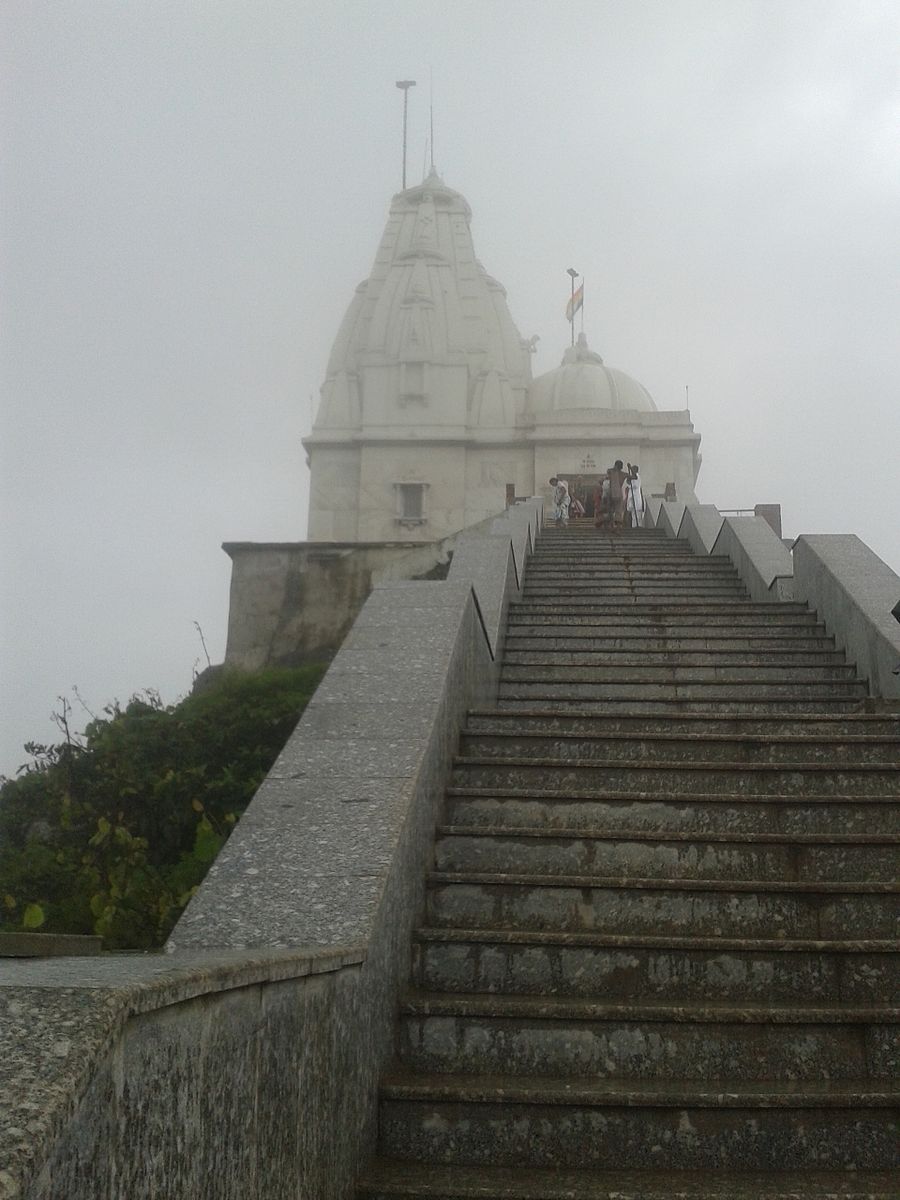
[0,499,543,1200]
[793,534,900,700]
[1,948,363,1200]
[652,502,900,698]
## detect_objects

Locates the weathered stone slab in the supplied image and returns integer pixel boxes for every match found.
[414,933,898,1004]
[378,1092,898,1169]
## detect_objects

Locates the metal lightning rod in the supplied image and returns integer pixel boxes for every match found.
[395,80,416,189]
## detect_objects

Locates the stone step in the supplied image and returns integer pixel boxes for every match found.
[508,612,823,629]
[535,543,691,548]
[507,625,829,640]
[458,730,900,764]
[511,600,809,613]
[505,631,836,650]
[357,1161,900,1200]
[377,1074,898,1170]
[466,708,900,738]
[539,531,674,539]
[525,572,742,583]
[529,549,730,559]
[529,549,733,558]
[511,607,817,620]
[527,569,735,579]
[496,696,868,715]
[413,928,899,1003]
[526,562,738,570]
[521,592,753,602]
[498,682,868,703]
[521,586,750,598]
[465,705,900,734]
[433,828,900,882]
[531,561,711,570]
[397,992,900,1081]
[425,872,899,938]
[503,649,848,667]
[451,757,898,797]
[500,663,861,683]
[531,560,711,568]
[532,551,701,560]
[445,788,900,835]
[532,562,710,569]
[540,535,676,541]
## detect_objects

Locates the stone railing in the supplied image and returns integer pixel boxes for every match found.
[645,500,900,699]
[793,535,900,700]
[1,947,364,1199]
[0,498,543,1200]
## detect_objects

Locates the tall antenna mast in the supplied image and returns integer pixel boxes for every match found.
[429,68,435,171]
[395,80,416,189]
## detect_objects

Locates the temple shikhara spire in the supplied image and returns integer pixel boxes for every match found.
[303,172,701,541]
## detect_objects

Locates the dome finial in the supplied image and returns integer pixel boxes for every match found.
[562,331,604,367]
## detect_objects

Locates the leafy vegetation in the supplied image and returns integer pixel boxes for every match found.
[0,666,325,950]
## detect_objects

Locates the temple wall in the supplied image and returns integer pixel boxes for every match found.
[463,447,532,527]
[355,444,467,542]
[307,447,361,542]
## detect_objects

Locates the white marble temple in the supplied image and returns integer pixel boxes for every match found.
[304,172,701,541]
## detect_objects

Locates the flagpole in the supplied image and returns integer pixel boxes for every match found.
[566,267,578,347]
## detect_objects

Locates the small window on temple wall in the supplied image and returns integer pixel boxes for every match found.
[395,482,427,525]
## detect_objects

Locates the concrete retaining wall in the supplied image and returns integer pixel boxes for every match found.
[223,512,506,671]
[1,498,543,1200]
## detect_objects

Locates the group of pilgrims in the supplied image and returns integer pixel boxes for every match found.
[549,462,644,530]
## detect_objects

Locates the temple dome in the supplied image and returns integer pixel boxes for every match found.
[314,169,532,432]
[529,332,657,414]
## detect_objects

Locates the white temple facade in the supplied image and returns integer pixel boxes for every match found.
[304,171,701,542]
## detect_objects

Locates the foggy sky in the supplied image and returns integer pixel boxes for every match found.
[2,0,899,776]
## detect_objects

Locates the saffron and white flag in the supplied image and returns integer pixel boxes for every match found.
[566,284,584,322]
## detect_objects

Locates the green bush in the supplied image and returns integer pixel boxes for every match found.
[0,666,326,949]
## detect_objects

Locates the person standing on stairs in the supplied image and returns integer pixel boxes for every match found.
[593,475,611,528]
[549,476,571,527]
[607,460,628,530]
[625,462,644,528]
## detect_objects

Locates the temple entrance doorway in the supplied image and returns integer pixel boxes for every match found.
[567,473,605,519]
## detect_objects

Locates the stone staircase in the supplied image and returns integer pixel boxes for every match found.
[357,525,900,1199]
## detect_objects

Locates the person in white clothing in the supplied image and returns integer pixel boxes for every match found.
[625,463,644,527]
[549,476,570,527]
